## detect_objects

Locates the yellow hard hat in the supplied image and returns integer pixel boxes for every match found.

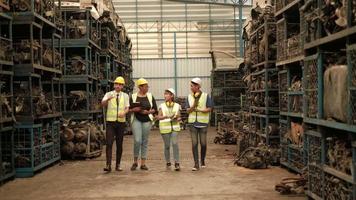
[114,76,125,84]
[136,78,148,86]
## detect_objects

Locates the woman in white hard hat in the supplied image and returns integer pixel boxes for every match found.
[186,77,213,171]
[156,88,181,171]
[101,76,130,172]
[129,78,158,170]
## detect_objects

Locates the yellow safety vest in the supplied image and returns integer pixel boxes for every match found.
[159,102,181,134]
[131,92,154,123]
[106,91,126,122]
[188,92,210,124]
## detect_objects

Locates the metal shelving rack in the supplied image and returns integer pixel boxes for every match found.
[60,8,102,122]
[7,1,62,177]
[0,10,15,182]
[300,0,356,198]
[246,18,280,146]
[275,0,306,174]
[211,69,246,126]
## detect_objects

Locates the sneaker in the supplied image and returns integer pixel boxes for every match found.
[103,165,111,172]
[175,163,180,171]
[115,165,123,171]
[130,163,138,171]
[166,162,172,168]
[140,165,149,170]
[201,161,206,168]
[192,164,199,171]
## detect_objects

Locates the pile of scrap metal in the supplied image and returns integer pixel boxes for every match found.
[42,44,61,70]
[0,93,13,120]
[14,85,55,117]
[65,16,87,39]
[234,144,281,169]
[275,175,307,195]
[68,56,86,75]
[326,137,352,175]
[214,129,237,145]
[10,0,55,18]
[324,172,353,199]
[13,40,41,65]
[60,119,105,158]
[301,0,347,42]
[289,76,303,112]
[215,113,239,145]
[1,161,12,175]
[67,90,87,111]
[0,39,13,62]
[249,3,275,31]
[176,97,188,130]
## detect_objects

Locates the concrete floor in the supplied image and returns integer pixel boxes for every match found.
[0,128,305,200]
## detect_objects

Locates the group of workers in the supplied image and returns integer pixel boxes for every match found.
[101,76,212,172]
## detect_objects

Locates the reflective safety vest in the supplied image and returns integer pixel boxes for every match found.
[188,92,210,124]
[106,91,126,122]
[131,92,154,123]
[159,102,181,134]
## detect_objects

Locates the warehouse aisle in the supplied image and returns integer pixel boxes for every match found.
[0,128,304,200]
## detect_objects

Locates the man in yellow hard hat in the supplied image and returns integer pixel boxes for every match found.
[129,78,157,171]
[101,76,130,172]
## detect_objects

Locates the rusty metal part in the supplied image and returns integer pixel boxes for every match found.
[69,56,86,75]
[324,173,353,199]
[0,39,13,62]
[326,137,352,175]
[0,94,12,119]
[13,40,41,64]
[234,144,280,169]
[275,176,307,195]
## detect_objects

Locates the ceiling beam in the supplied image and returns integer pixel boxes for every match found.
[165,0,253,6]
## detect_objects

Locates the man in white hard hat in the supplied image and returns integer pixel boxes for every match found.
[101,76,130,172]
[186,77,213,171]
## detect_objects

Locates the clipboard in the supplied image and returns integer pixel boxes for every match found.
[129,102,141,109]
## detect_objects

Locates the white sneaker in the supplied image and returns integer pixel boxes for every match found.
[192,165,199,171]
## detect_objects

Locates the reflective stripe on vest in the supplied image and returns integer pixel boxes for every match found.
[131,92,154,123]
[106,91,126,122]
[188,92,210,124]
[159,103,180,134]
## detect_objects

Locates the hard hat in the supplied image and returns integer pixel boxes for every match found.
[165,88,176,96]
[114,76,125,84]
[191,77,202,85]
[136,78,148,86]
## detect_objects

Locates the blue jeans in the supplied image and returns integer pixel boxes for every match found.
[189,126,208,165]
[132,118,151,159]
[161,132,180,163]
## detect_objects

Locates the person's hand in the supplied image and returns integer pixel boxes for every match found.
[140,110,150,115]
[118,111,125,118]
[149,109,155,114]
[131,107,141,113]
[187,107,195,113]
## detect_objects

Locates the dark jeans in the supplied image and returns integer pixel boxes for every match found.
[189,126,208,165]
[106,121,126,166]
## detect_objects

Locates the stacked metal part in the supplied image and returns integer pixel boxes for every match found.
[210,51,246,126]
[243,3,280,148]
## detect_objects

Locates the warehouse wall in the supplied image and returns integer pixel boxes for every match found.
[132,58,212,104]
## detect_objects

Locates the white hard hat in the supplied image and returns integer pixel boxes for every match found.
[165,88,176,96]
[191,77,202,85]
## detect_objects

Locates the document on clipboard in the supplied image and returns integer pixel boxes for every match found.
[129,102,141,109]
